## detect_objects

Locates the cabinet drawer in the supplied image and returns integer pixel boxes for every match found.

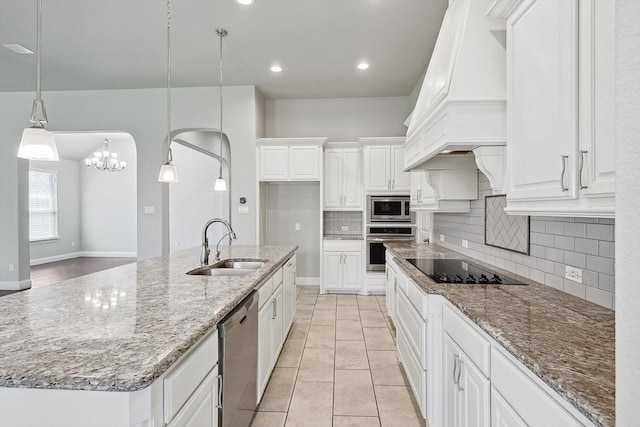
[272,267,283,287]
[164,331,218,424]
[491,347,586,427]
[442,304,490,377]
[396,289,427,369]
[397,325,426,418]
[257,277,273,309]
[168,366,218,427]
[323,240,363,252]
[406,279,428,320]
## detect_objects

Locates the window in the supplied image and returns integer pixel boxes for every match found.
[29,169,58,241]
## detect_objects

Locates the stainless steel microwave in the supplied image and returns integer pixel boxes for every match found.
[368,196,412,222]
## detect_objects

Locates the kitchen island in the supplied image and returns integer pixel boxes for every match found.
[0,245,297,426]
[385,242,614,427]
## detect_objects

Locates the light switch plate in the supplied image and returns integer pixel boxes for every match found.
[462,239,469,248]
[565,266,583,283]
[440,234,445,242]
[144,206,155,215]
[341,226,349,231]
[238,205,249,214]
[295,223,300,231]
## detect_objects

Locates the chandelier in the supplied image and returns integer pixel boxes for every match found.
[84,136,127,172]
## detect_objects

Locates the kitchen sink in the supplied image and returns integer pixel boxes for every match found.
[186,258,267,276]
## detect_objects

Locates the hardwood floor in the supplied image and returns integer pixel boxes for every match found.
[0,257,136,297]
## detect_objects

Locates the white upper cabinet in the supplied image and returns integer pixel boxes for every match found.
[362,137,410,193]
[323,144,362,210]
[257,138,326,182]
[496,0,615,217]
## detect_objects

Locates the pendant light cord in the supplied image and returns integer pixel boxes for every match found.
[218,29,225,178]
[166,0,173,161]
[36,0,42,102]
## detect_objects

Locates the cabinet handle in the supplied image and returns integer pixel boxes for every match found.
[274,298,278,317]
[579,150,588,190]
[392,179,395,189]
[453,356,459,386]
[560,155,569,192]
[272,299,276,319]
[387,179,390,190]
[216,374,223,409]
[457,359,464,392]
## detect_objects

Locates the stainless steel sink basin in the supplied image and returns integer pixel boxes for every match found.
[186,259,267,276]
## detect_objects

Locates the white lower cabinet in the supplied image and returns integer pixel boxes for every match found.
[168,366,219,427]
[283,255,297,338]
[491,387,527,427]
[322,240,363,293]
[385,259,397,321]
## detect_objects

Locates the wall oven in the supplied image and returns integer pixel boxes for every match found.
[368,196,412,222]
[366,225,415,271]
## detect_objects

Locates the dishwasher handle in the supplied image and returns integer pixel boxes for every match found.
[218,291,257,338]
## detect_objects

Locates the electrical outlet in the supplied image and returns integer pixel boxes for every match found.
[462,239,469,248]
[341,226,349,231]
[565,266,583,283]
[71,241,75,248]
[295,223,300,231]
[440,234,445,242]
[8,264,14,272]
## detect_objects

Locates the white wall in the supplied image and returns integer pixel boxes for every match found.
[616,0,640,423]
[265,96,413,140]
[0,86,259,288]
[80,137,137,256]
[169,143,227,253]
[29,159,81,263]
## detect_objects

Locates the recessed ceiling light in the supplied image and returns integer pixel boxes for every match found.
[270,65,282,73]
[237,0,254,4]
[3,44,34,55]
[357,62,370,70]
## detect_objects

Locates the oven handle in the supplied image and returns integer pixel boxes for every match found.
[366,237,415,242]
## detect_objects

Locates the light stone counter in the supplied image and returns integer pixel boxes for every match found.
[0,245,296,393]
[385,242,614,427]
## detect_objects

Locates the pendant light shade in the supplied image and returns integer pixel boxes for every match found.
[158,0,178,183]
[17,0,58,161]
[214,28,228,192]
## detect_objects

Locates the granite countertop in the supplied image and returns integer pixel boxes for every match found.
[0,245,297,393]
[385,242,615,427]
[323,235,364,240]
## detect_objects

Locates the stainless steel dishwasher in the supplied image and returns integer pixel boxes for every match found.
[218,291,258,427]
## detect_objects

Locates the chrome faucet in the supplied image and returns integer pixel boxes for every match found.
[200,218,237,266]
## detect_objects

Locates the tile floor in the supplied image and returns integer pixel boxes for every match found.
[251,285,425,427]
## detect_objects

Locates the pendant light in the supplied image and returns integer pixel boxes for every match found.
[214,28,228,192]
[17,0,58,161]
[158,0,179,183]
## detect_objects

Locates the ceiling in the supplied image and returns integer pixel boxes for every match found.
[0,0,448,99]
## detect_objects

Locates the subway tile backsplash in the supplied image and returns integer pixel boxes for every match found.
[433,173,615,310]
[323,211,363,236]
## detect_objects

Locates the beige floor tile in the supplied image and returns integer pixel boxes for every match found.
[363,327,396,350]
[299,286,320,295]
[337,305,360,320]
[359,310,388,328]
[305,325,336,349]
[367,351,405,386]
[276,339,305,368]
[317,294,337,301]
[335,340,369,370]
[375,295,387,307]
[259,367,298,412]
[333,416,381,427]
[357,296,382,311]
[375,385,424,427]
[285,381,333,427]
[296,295,318,305]
[295,304,315,319]
[298,348,335,382]
[337,294,358,306]
[287,318,310,340]
[334,370,378,416]
[315,299,337,310]
[251,411,288,427]
[336,319,364,341]
[311,309,336,326]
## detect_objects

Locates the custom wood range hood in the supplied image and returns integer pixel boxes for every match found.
[404,0,507,197]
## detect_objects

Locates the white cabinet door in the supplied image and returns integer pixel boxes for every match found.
[491,387,527,427]
[260,146,289,180]
[272,285,284,358]
[282,258,296,337]
[342,252,362,290]
[290,145,320,180]
[391,145,410,191]
[168,366,218,427]
[342,148,362,209]
[459,352,490,427]
[578,0,615,198]
[385,264,396,321]
[365,146,392,191]
[444,334,462,427]
[324,149,343,208]
[506,0,579,201]
[257,303,273,399]
[323,252,343,290]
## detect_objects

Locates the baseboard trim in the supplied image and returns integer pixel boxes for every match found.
[0,279,32,291]
[296,277,320,286]
[31,251,137,266]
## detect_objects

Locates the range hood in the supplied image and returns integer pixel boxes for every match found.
[404,0,507,194]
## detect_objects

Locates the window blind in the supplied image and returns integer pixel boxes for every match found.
[29,170,58,241]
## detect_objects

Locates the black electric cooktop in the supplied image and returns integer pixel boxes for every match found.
[407,258,526,285]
